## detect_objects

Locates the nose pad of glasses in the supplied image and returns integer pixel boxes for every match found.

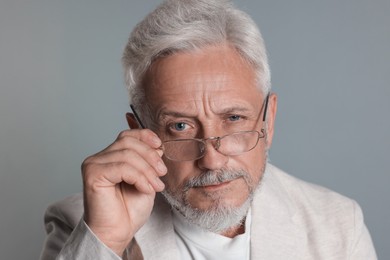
[200,144,206,154]
[213,137,221,151]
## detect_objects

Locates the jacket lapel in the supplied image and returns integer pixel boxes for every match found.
[134,194,180,260]
[250,164,306,259]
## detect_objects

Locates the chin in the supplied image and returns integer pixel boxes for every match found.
[162,187,253,233]
[161,166,265,232]
[186,188,249,212]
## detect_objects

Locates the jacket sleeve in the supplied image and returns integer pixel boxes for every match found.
[40,195,122,260]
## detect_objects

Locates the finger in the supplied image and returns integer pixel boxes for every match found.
[83,148,166,192]
[83,161,161,194]
[116,129,162,149]
[95,129,162,160]
[118,151,166,190]
[119,162,165,193]
[97,151,166,191]
[90,143,167,176]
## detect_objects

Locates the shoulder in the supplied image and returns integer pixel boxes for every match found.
[267,164,358,213]
[44,193,84,230]
[266,164,363,240]
[40,193,85,259]
[251,165,376,259]
[261,164,377,258]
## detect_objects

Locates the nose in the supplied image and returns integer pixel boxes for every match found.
[197,138,229,171]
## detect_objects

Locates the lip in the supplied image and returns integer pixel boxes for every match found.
[197,180,232,191]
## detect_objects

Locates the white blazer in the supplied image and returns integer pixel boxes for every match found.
[40,164,377,259]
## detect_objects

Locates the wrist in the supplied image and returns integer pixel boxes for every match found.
[83,219,133,257]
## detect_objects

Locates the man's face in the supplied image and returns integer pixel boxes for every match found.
[143,44,277,222]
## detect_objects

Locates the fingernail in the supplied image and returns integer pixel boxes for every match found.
[156,149,164,157]
[153,136,161,146]
[156,177,165,189]
[148,183,154,192]
[157,161,167,174]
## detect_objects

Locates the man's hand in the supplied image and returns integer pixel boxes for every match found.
[81,129,167,256]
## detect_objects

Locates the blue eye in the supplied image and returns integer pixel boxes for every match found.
[228,115,241,121]
[173,122,187,131]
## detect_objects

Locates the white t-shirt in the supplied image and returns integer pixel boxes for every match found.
[172,209,251,260]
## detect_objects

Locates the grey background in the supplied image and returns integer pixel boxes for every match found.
[0,0,388,259]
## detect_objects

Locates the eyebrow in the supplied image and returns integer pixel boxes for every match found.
[215,106,253,115]
[157,105,254,121]
[157,111,197,122]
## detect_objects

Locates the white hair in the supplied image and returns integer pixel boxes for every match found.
[122,0,271,119]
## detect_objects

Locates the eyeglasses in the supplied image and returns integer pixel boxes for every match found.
[130,93,270,161]
[161,130,265,161]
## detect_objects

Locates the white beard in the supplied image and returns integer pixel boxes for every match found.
[161,167,265,233]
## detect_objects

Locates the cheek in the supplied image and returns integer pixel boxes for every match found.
[232,144,267,183]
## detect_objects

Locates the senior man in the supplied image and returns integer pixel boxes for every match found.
[40,0,377,259]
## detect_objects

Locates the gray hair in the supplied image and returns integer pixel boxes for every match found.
[122,0,271,120]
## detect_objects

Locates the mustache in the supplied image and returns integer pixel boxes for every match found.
[184,169,249,190]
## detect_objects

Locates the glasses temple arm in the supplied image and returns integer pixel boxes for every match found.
[130,104,146,129]
[262,93,270,122]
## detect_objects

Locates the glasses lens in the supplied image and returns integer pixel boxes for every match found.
[219,131,260,155]
[161,131,263,161]
[162,139,205,161]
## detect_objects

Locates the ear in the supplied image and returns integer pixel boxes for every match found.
[265,93,278,149]
[126,113,140,129]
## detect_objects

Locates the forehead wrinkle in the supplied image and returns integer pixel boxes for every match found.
[154,87,261,123]
[207,91,262,116]
[155,97,201,123]
[154,81,233,120]
[157,109,197,122]
[155,76,232,97]
[145,45,263,125]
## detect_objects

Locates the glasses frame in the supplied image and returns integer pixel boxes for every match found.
[130,93,270,161]
[161,129,266,161]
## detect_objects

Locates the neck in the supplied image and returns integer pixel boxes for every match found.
[219,222,246,238]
